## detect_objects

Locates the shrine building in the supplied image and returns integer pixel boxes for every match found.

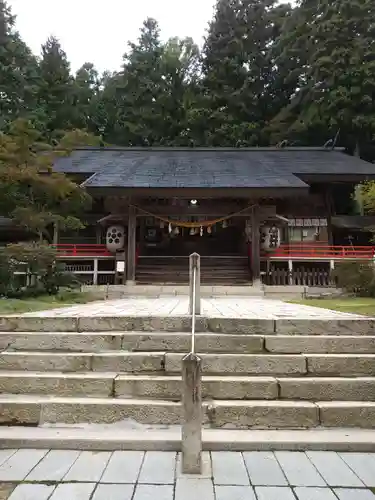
[46,147,375,286]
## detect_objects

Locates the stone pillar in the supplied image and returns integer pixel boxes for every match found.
[181,352,202,475]
[93,259,99,285]
[127,205,137,283]
[189,253,201,316]
[251,205,261,286]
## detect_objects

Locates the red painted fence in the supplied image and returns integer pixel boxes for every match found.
[266,245,375,259]
[53,244,375,260]
[53,244,112,257]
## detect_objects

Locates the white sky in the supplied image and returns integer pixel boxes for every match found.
[9,0,216,74]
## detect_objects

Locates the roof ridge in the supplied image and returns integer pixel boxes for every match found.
[70,146,346,152]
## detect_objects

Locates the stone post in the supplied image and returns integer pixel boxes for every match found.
[181,352,202,474]
[288,259,293,286]
[93,259,99,285]
[189,252,201,315]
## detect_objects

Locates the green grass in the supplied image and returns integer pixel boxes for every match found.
[290,297,375,316]
[0,290,98,314]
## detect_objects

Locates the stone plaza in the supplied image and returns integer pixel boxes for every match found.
[1,450,375,499]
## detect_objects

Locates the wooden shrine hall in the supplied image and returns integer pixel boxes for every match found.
[51,147,375,286]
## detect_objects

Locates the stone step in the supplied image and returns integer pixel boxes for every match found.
[0,332,265,353]
[165,353,375,375]
[2,351,375,375]
[0,316,373,335]
[1,373,375,401]
[1,332,375,354]
[0,394,374,428]
[2,426,375,452]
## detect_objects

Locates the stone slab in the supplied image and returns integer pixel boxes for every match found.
[334,489,375,500]
[0,449,47,481]
[211,451,250,485]
[266,336,375,354]
[255,486,297,500]
[138,451,176,485]
[0,353,91,372]
[40,399,181,425]
[175,478,215,500]
[63,451,111,482]
[243,452,288,486]
[8,484,55,500]
[274,319,374,336]
[92,484,134,500]
[215,485,256,500]
[0,399,41,425]
[26,450,80,481]
[165,353,307,374]
[318,402,375,428]
[209,401,318,428]
[133,485,173,500]
[294,487,338,500]
[115,375,278,400]
[0,373,114,397]
[278,377,375,401]
[275,451,326,487]
[101,451,144,484]
[306,451,364,487]
[49,483,96,500]
[0,333,122,352]
[91,352,165,372]
[339,452,375,487]
[307,354,375,376]
[0,451,16,468]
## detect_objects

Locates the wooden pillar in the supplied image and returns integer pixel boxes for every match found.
[127,205,137,283]
[324,187,334,245]
[53,222,59,245]
[251,205,261,286]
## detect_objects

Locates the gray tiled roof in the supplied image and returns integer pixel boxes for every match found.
[53,148,375,189]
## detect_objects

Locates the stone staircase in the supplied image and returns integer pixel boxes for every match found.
[0,316,375,449]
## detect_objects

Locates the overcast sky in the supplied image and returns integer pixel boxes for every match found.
[9,0,216,74]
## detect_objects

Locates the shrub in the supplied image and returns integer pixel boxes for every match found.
[333,261,375,297]
[0,241,79,298]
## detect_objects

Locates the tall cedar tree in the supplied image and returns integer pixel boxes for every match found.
[199,0,293,146]
[0,1,39,129]
[72,62,100,131]
[114,18,165,145]
[273,0,375,152]
[37,36,75,140]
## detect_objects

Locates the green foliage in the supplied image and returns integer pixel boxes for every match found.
[0,119,92,239]
[0,242,79,297]
[0,1,39,130]
[333,261,375,297]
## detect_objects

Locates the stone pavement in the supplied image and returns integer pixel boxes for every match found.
[1,450,375,499]
[21,296,363,319]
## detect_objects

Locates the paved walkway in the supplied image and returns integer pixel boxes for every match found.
[22,297,362,319]
[1,450,375,499]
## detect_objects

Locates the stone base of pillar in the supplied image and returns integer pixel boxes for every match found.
[125,280,136,286]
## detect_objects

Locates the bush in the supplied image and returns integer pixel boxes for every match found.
[0,242,79,298]
[333,261,375,297]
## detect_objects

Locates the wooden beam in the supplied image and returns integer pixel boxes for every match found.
[127,205,137,283]
[251,205,261,286]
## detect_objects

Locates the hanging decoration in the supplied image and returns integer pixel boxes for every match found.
[159,221,165,229]
[130,203,256,229]
[174,227,180,235]
[189,227,196,236]
[200,226,203,237]
[168,223,172,234]
[207,226,212,234]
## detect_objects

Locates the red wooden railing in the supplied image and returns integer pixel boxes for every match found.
[53,243,375,260]
[266,245,375,259]
[53,244,112,257]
